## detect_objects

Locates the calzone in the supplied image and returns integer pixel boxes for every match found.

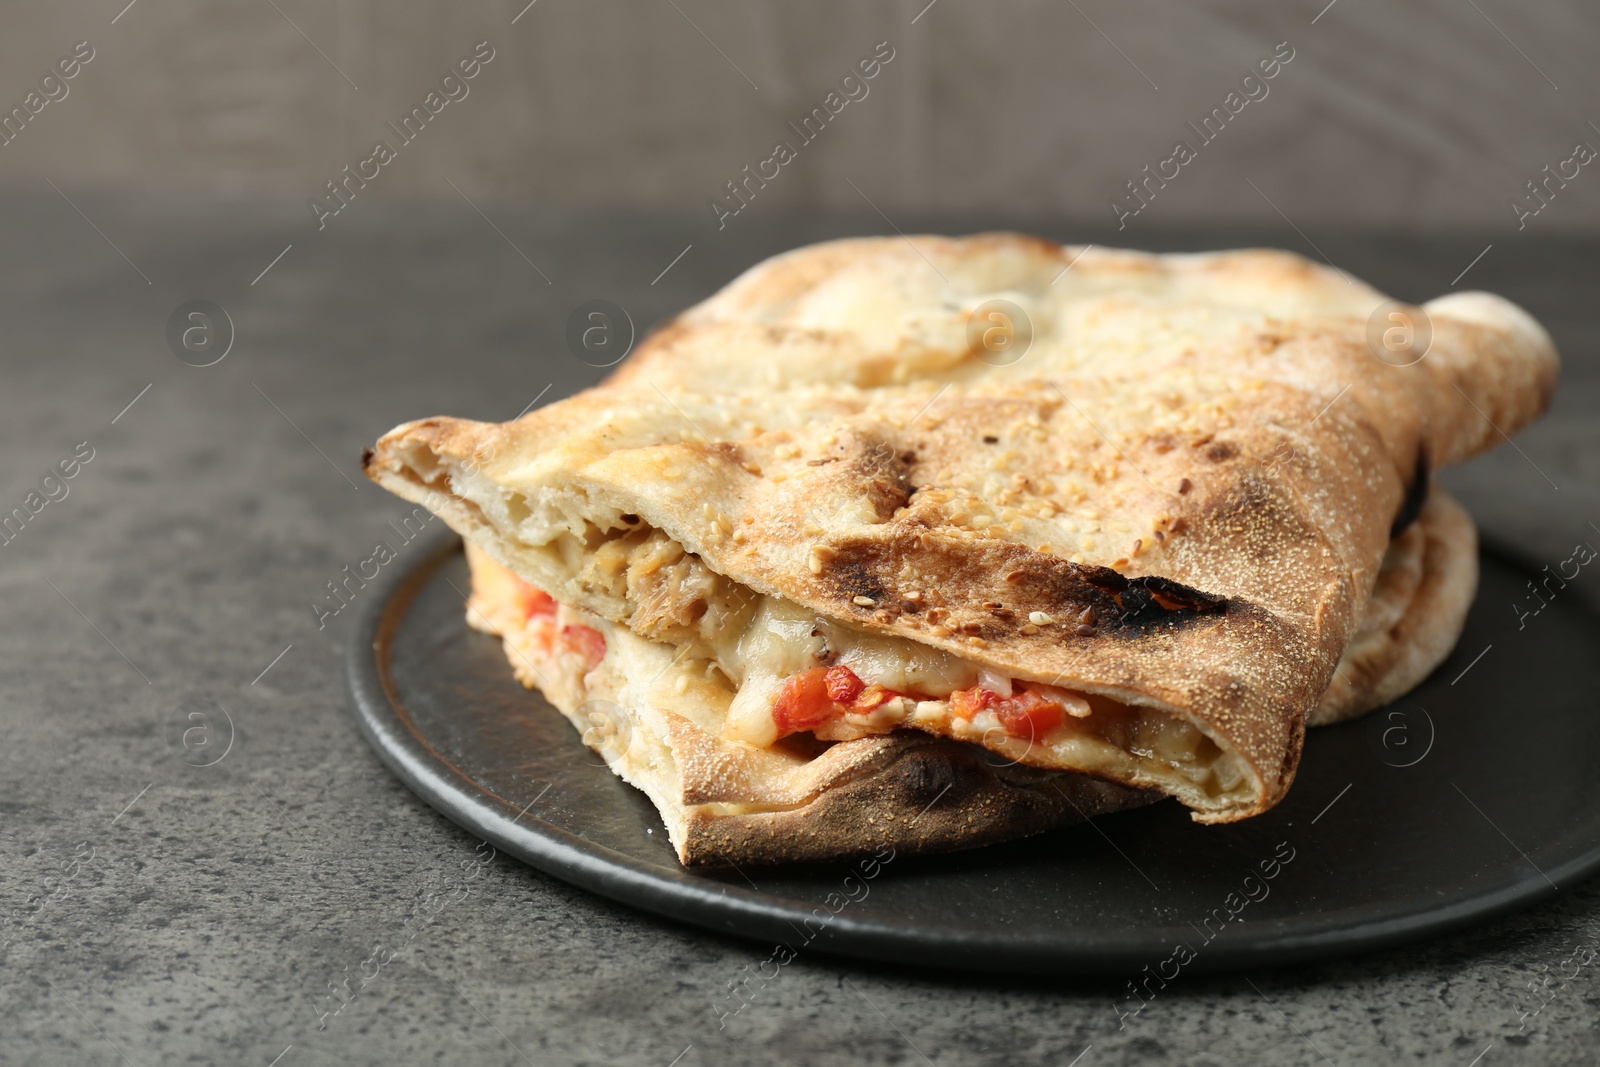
[365,235,1557,862]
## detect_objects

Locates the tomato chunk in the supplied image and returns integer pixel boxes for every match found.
[824,666,865,704]
[561,624,606,669]
[994,689,1064,740]
[773,666,912,737]
[518,583,558,621]
[773,667,836,735]
[852,684,895,713]
[948,686,1000,721]
[946,684,1065,741]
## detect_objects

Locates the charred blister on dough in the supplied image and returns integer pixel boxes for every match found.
[817,531,1231,644]
[831,557,890,611]
[1205,440,1240,463]
[845,433,916,519]
[1078,567,1229,632]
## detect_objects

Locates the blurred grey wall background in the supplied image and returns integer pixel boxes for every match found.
[0,0,1596,231]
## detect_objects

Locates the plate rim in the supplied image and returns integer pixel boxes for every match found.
[346,531,1600,976]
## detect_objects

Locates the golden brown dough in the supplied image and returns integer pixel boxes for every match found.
[1313,488,1478,725]
[366,234,1555,830]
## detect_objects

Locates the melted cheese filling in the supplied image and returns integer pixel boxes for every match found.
[715,597,1247,802]
[513,521,1255,808]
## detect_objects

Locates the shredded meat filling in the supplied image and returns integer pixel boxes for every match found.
[562,524,752,652]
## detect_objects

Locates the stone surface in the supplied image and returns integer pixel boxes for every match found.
[1,198,1597,1066]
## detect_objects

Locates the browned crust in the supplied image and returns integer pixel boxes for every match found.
[365,384,1357,821]
[678,735,1158,867]
[365,234,1557,828]
[1312,488,1478,725]
[1416,292,1561,467]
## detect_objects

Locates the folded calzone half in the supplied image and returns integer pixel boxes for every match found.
[365,235,1556,863]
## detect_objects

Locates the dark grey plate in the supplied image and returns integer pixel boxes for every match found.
[346,533,1600,976]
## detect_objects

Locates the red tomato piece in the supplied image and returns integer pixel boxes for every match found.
[824,666,865,704]
[994,689,1064,740]
[948,686,999,721]
[561,624,606,669]
[773,667,839,736]
[519,584,558,621]
[854,684,900,713]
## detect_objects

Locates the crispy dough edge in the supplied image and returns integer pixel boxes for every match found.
[1311,488,1478,726]
[1422,291,1559,466]
[679,740,1159,867]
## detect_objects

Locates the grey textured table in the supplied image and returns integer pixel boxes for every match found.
[3,195,1598,1066]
